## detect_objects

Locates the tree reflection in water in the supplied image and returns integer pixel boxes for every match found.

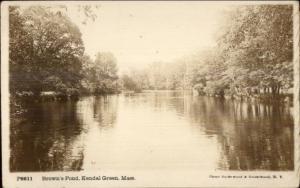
[10,100,85,171]
[10,92,293,171]
[188,96,293,170]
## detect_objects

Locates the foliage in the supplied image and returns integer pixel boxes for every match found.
[9,5,293,101]
[9,6,119,98]
[120,74,140,92]
[122,5,293,99]
[186,5,293,98]
[81,52,119,94]
[10,6,84,95]
[215,5,293,96]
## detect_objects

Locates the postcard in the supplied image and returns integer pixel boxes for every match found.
[1,1,299,187]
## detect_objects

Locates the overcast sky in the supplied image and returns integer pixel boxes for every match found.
[68,2,228,72]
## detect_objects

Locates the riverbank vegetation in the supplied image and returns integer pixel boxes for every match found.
[121,5,293,103]
[9,6,119,101]
[9,5,293,104]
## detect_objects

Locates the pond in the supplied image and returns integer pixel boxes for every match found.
[10,91,294,171]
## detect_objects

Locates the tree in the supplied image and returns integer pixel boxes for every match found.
[9,6,85,95]
[121,74,139,92]
[89,52,119,94]
[80,54,97,93]
[9,6,35,93]
[216,5,293,96]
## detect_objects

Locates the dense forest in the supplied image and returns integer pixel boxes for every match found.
[9,5,293,103]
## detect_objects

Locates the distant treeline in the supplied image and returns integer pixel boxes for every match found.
[121,5,293,101]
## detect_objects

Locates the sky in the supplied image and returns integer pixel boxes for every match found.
[68,2,228,72]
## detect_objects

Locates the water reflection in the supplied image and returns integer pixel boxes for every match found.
[187,97,293,170]
[10,101,85,171]
[10,91,293,171]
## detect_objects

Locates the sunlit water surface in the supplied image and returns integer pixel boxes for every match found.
[10,91,294,171]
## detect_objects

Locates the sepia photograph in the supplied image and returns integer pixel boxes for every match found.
[1,1,299,187]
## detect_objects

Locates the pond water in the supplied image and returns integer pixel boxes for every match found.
[10,91,294,171]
